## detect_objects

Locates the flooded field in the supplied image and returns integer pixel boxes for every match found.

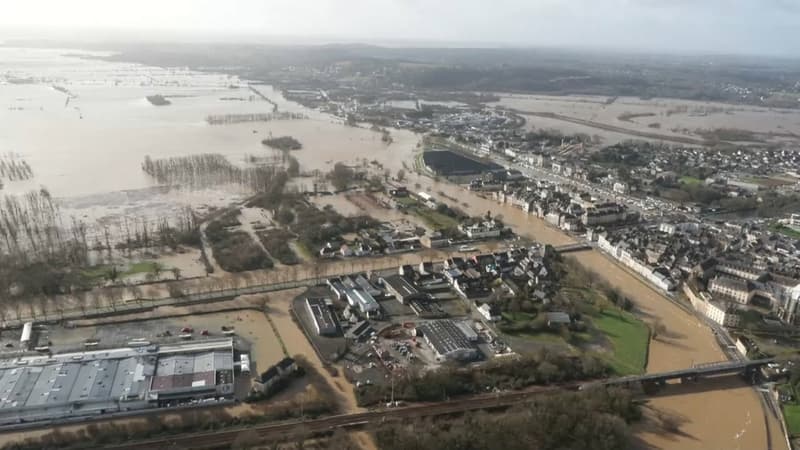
[492,93,800,146]
[0,45,789,449]
[0,47,419,230]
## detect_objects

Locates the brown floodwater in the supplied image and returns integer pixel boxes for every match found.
[0,46,787,450]
[410,176,785,450]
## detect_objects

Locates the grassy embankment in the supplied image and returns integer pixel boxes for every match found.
[592,310,650,375]
[779,382,800,436]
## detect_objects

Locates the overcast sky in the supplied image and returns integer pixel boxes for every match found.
[2,0,799,55]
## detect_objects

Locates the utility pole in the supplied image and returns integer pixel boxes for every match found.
[390,371,395,407]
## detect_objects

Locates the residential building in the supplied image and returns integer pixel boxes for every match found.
[460,219,502,239]
[582,202,628,227]
[252,357,298,394]
[709,276,752,304]
[477,303,501,322]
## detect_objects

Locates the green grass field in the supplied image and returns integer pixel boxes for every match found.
[413,206,459,230]
[394,196,418,206]
[771,223,800,240]
[593,310,650,375]
[82,261,162,282]
[679,175,703,185]
[783,404,800,436]
[126,262,160,275]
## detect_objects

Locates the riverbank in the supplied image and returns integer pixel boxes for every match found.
[405,170,785,450]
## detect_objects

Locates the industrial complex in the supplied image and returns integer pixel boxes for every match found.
[0,338,236,427]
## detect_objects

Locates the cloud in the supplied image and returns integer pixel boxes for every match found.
[1,0,798,55]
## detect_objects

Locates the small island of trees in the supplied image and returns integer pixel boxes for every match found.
[262,136,302,151]
[146,95,171,106]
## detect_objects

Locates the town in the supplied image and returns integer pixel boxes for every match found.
[2,15,800,450]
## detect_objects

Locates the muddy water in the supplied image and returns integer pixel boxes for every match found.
[0,47,415,231]
[415,177,783,449]
[264,289,378,450]
[577,252,779,450]
[0,46,785,449]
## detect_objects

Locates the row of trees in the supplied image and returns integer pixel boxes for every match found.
[0,191,200,300]
[0,189,88,267]
[0,154,34,182]
[142,154,288,192]
[205,111,306,125]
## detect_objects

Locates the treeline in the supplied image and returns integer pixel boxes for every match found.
[142,154,286,191]
[249,193,378,258]
[290,201,378,253]
[205,111,305,125]
[0,154,34,182]
[375,387,639,450]
[356,349,608,406]
[560,258,634,311]
[525,128,592,145]
[0,191,200,300]
[113,209,201,251]
[0,189,87,266]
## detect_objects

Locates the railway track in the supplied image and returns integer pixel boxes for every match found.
[102,387,560,449]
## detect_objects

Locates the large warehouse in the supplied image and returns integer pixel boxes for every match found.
[0,338,235,427]
[418,320,480,362]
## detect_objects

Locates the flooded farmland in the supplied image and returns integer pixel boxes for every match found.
[0,47,418,226]
[0,45,789,450]
[492,93,800,146]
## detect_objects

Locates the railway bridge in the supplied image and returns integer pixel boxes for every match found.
[587,358,776,392]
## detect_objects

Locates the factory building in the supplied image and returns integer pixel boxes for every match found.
[417,320,480,362]
[0,338,235,427]
[381,275,427,304]
[305,297,340,336]
[345,288,380,318]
